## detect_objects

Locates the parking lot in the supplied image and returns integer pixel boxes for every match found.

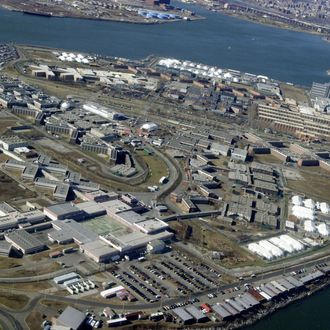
[107,250,225,303]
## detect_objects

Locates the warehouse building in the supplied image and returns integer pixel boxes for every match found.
[54,272,80,284]
[5,230,46,254]
[172,307,194,325]
[55,306,86,330]
[100,285,125,299]
[212,304,232,320]
[185,305,209,323]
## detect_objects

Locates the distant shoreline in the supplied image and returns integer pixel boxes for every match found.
[0,3,204,25]
[177,0,330,38]
[219,11,326,37]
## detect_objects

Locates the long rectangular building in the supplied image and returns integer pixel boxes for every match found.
[257,103,330,140]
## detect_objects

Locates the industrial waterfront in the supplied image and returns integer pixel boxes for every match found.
[0,2,329,86]
[245,285,330,330]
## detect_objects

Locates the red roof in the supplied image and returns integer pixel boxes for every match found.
[201,303,212,313]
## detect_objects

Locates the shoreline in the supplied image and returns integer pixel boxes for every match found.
[118,278,330,329]
[217,11,327,37]
[236,280,330,330]
[0,4,204,25]
[177,1,330,38]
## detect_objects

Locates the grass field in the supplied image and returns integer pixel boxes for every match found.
[0,262,61,278]
[136,151,169,186]
[169,220,263,268]
[287,167,330,203]
[0,257,22,270]
[26,311,43,330]
[0,171,36,201]
[40,299,70,311]
[0,291,29,310]
[0,118,17,134]
[0,281,51,292]
[280,83,310,105]
[253,154,284,164]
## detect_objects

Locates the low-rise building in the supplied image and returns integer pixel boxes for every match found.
[5,230,45,254]
[0,136,28,151]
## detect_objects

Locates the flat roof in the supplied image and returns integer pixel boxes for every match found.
[82,240,118,259]
[134,219,168,233]
[101,230,173,251]
[300,270,324,284]
[54,272,80,284]
[50,219,98,244]
[100,199,131,213]
[57,306,86,330]
[45,203,80,216]
[117,210,145,224]
[75,201,106,216]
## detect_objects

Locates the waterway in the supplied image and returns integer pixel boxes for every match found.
[244,285,330,330]
[0,2,330,329]
[0,3,330,86]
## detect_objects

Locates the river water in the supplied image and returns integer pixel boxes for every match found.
[0,3,329,86]
[0,3,329,328]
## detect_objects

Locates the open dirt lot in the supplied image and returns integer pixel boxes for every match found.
[169,220,262,268]
[287,167,330,203]
[0,171,36,201]
[0,291,29,310]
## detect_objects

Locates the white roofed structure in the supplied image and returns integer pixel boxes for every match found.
[292,195,303,206]
[141,122,159,132]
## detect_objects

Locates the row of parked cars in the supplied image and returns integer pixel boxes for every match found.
[162,297,200,311]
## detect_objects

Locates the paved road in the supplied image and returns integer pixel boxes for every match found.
[1,253,328,330]
[0,309,24,330]
[27,254,330,312]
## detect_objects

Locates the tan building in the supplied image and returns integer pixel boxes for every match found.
[257,104,330,140]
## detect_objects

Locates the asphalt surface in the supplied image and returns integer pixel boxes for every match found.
[0,309,24,330]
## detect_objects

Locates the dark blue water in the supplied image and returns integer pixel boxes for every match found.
[0,3,329,86]
[245,286,330,330]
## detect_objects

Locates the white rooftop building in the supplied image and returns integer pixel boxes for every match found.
[292,195,303,206]
[319,202,329,214]
[303,198,316,209]
[317,223,329,236]
[304,220,316,233]
[292,205,315,220]
[140,122,159,132]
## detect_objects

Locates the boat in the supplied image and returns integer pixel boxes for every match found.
[23,11,52,17]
